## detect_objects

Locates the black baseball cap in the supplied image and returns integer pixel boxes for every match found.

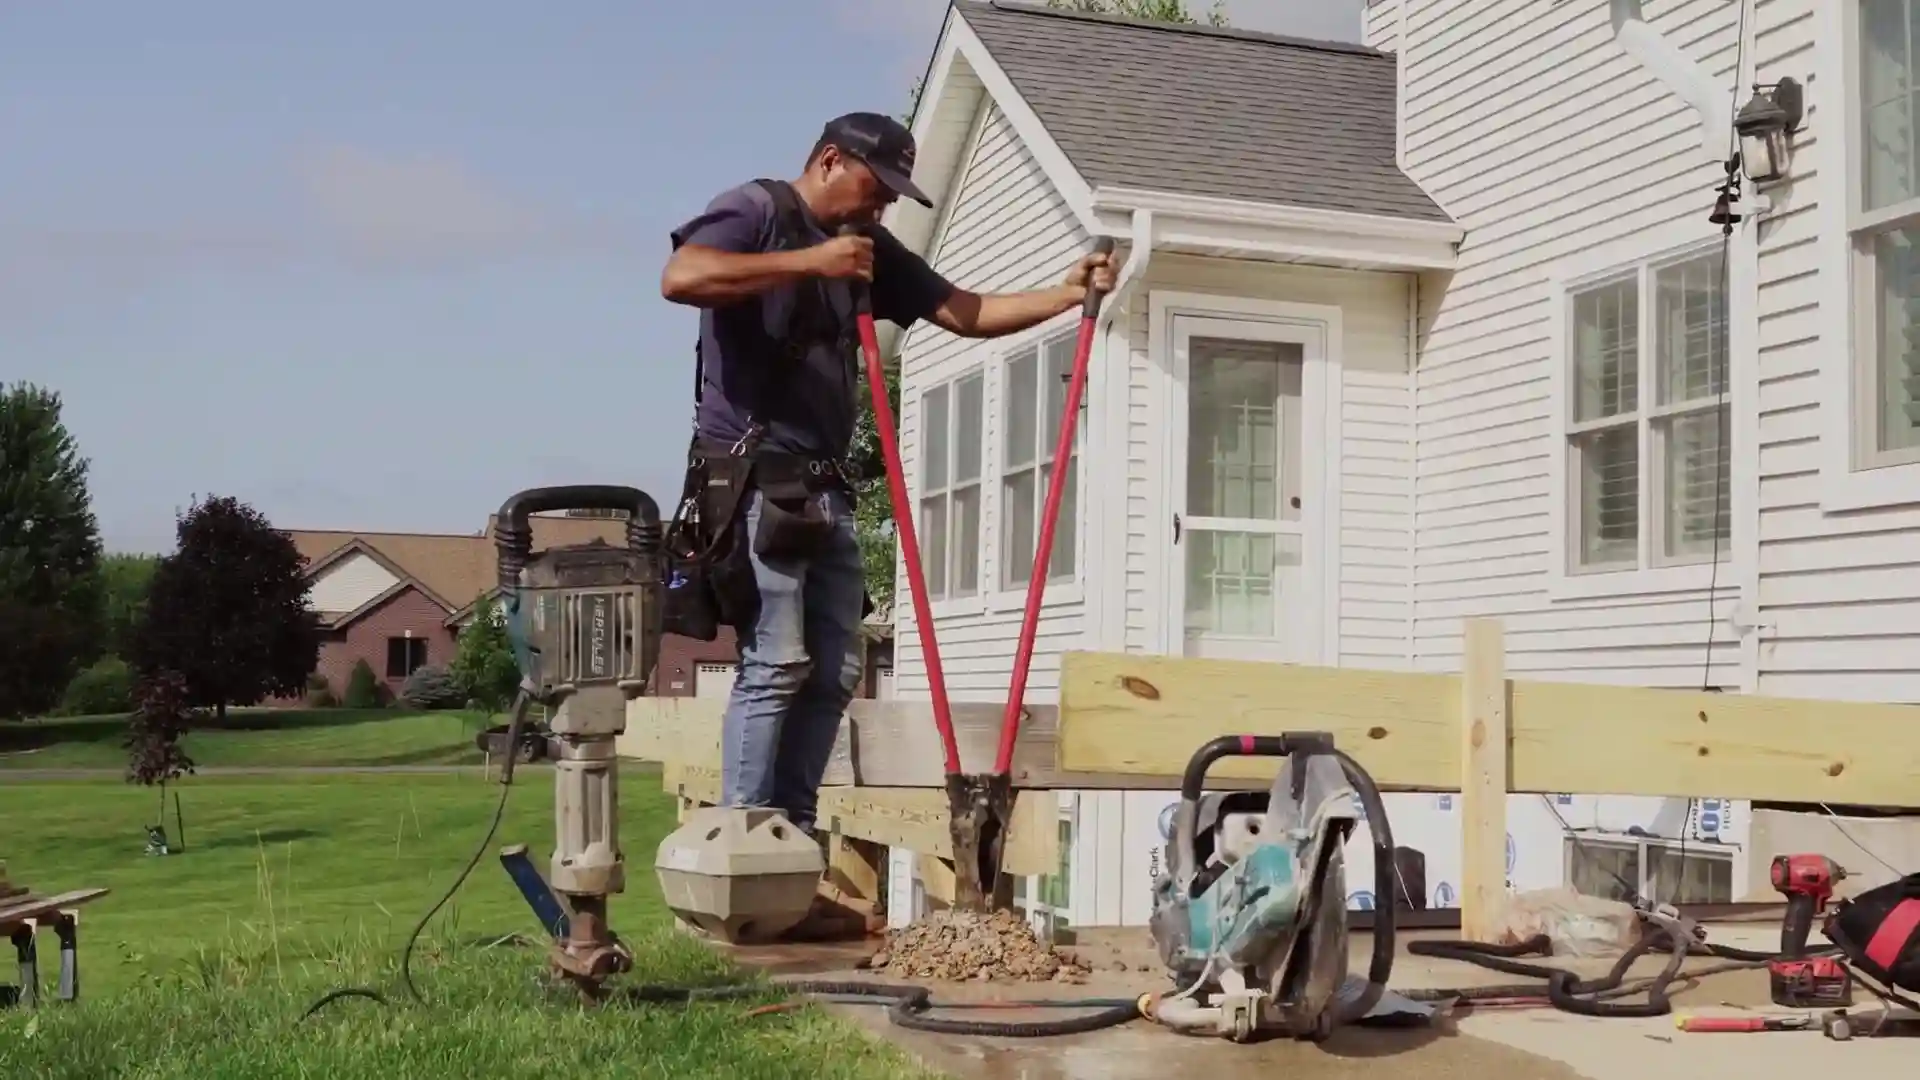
[820,111,933,208]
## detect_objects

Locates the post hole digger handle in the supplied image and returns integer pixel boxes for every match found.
[842,223,963,778]
[995,235,1117,777]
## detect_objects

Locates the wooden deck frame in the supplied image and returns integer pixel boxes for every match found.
[1057,619,1920,938]
[632,618,1920,934]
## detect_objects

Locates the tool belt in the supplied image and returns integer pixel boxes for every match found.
[660,434,853,642]
[1826,872,1920,993]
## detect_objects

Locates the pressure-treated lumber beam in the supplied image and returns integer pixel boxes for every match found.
[1055,633,1920,807]
[625,696,1269,791]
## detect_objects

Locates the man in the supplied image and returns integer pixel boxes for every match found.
[661,111,1114,841]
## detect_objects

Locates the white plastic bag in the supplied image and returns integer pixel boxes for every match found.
[1491,886,1637,958]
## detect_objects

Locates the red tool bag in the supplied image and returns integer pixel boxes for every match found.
[1826,873,1920,993]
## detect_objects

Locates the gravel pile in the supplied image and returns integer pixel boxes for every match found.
[867,908,1091,983]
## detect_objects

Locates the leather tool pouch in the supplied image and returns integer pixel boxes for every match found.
[751,473,838,561]
[661,445,758,639]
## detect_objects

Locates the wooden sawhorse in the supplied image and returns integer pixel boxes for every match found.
[0,889,109,1008]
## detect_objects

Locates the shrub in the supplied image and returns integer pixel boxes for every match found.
[304,672,337,708]
[399,664,463,710]
[342,659,383,709]
[57,655,136,716]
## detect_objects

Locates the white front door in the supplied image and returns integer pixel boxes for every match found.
[1167,315,1326,663]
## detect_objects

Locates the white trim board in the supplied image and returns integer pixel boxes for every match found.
[1147,289,1344,665]
[1814,0,1920,512]
[1091,186,1460,272]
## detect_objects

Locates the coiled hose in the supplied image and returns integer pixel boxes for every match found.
[1405,926,1843,1017]
[617,980,1143,1037]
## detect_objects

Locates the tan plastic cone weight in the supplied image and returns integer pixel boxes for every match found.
[654,806,825,943]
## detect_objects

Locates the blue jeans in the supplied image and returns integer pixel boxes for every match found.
[720,487,866,832]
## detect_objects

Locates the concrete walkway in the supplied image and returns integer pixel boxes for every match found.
[717,923,1916,1080]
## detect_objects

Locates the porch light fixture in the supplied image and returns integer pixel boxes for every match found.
[1734,76,1804,184]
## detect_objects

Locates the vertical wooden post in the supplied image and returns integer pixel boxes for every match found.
[1458,618,1510,942]
[825,833,885,907]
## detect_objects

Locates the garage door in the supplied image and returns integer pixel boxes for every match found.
[695,663,737,700]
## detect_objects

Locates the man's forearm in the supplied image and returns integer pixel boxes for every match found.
[935,285,1081,339]
[661,247,818,307]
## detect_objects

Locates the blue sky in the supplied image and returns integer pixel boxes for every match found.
[1,0,1361,554]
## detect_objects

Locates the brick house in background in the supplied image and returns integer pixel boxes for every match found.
[282,512,891,703]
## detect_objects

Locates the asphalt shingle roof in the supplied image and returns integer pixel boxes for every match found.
[955,1,1449,223]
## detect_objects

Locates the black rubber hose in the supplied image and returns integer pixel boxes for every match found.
[1406,923,1840,1019]
[1329,747,1395,1025]
[617,978,1144,1038]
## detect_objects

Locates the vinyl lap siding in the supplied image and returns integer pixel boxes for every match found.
[307,551,400,615]
[1399,0,1743,684]
[1751,0,1920,702]
[1122,256,1415,668]
[892,101,1091,703]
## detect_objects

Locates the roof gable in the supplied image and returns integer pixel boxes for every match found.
[287,515,628,628]
[952,1,1445,223]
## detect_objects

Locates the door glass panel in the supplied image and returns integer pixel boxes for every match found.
[1186,338,1303,521]
[1184,532,1301,638]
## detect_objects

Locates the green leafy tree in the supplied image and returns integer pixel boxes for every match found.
[97,553,158,660]
[451,595,521,716]
[855,0,1226,613]
[1046,0,1229,22]
[128,495,321,722]
[124,667,199,848]
[0,382,104,721]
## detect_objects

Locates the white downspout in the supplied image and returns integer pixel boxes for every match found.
[1083,211,1152,657]
[1605,0,1732,164]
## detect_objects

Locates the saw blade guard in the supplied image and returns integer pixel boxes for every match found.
[1157,732,1398,1034]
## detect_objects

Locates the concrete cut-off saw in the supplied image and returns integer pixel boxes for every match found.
[1144,731,1399,1043]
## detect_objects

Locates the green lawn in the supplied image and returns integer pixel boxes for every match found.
[0,772,930,1079]
[0,708,492,771]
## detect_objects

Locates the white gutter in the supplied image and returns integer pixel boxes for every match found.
[1604,0,1732,164]
[1090,185,1463,247]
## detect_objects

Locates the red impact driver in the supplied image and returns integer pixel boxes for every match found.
[1769,853,1853,1008]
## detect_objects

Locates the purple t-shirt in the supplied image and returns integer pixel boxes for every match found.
[669,181,956,459]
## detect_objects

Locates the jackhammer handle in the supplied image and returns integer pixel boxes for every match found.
[493,485,664,589]
[1081,235,1117,319]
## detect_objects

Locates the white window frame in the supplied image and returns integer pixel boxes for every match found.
[989,314,1087,610]
[1562,835,1735,907]
[1547,238,1734,601]
[1009,808,1076,944]
[915,365,986,610]
[1819,0,1920,509]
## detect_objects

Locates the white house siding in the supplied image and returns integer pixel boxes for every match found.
[306,550,399,616]
[1363,0,1403,54]
[1122,256,1416,668]
[1397,0,1745,685]
[1752,0,1920,703]
[891,99,1092,703]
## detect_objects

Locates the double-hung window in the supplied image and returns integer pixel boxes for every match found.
[1564,248,1731,577]
[1000,329,1081,590]
[918,369,984,600]
[1851,0,1920,470]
